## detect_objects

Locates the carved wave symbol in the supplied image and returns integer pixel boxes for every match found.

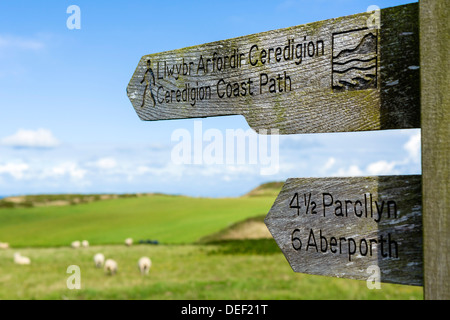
[332,33,377,91]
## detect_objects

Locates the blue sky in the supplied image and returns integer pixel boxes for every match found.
[0,0,420,197]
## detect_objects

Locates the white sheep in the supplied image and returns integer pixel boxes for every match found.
[71,240,81,249]
[82,240,89,248]
[138,256,152,275]
[14,252,30,265]
[0,242,9,250]
[104,259,118,275]
[125,238,133,246]
[93,253,105,268]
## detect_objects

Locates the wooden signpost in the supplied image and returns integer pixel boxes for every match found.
[127,1,449,299]
[264,176,423,286]
[127,4,419,134]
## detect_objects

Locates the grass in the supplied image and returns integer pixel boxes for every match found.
[0,243,422,300]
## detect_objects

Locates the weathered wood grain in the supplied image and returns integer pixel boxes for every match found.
[264,176,422,286]
[420,0,450,300]
[127,3,420,134]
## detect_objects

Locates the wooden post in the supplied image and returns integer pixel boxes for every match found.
[420,0,450,300]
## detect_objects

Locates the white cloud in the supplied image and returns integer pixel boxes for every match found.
[1,128,60,148]
[367,160,397,175]
[93,157,117,170]
[136,165,152,175]
[323,157,336,171]
[404,132,421,163]
[334,165,363,177]
[0,162,29,179]
[50,162,86,180]
[334,160,399,177]
[0,35,45,51]
[125,162,185,182]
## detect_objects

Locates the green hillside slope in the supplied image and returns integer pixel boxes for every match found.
[0,194,276,248]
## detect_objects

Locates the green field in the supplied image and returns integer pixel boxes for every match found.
[0,194,275,247]
[0,243,422,300]
[0,187,423,300]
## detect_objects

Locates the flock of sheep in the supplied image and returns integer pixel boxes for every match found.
[72,238,152,276]
[1,237,152,276]
[94,253,152,276]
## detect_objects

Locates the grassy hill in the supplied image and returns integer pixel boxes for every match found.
[0,181,285,208]
[0,184,282,248]
[243,181,284,197]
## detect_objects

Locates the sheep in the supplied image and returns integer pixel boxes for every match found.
[104,259,118,275]
[0,242,9,250]
[14,252,30,265]
[125,238,133,246]
[81,240,89,248]
[93,253,105,268]
[138,256,152,275]
[71,240,81,249]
